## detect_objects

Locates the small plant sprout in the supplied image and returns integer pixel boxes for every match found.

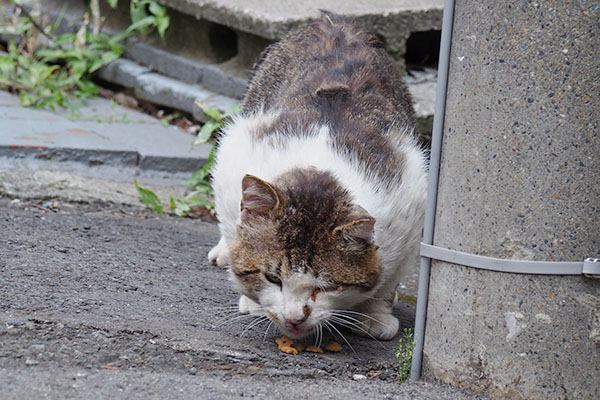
[135,104,241,217]
[395,327,416,383]
[134,178,163,213]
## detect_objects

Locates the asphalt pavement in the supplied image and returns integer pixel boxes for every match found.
[0,91,487,399]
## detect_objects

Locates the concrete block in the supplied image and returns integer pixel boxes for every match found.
[125,43,205,86]
[97,58,150,88]
[154,0,444,64]
[200,64,247,99]
[192,94,239,123]
[134,72,239,121]
[134,72,203,113]
[423,1,600,399]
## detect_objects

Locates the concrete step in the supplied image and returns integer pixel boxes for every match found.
[0,90,211,174]
[3,0,439,135]
[153,0,444,70]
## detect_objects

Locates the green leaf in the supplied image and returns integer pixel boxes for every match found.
[36,48,66,62]
[193,120,221,145]
[156,15,170,39]
[187,186,213,196]
[15,17,33,34]
[108,0,119,8]
[8,40,18,57]
[148,2,167,17]
[125,15,156,35]
[130,0,149,25]
[88,50,121,73]
[76,79,98,96]
[223,103,241,118]
[175,204,191,217]
[169,197,191,217]
[69,59,88,81]
[203,106,223,121]
[184,197,213,208]
[134,179,163,213]
[17,54,30,68]
[184,168,208,188]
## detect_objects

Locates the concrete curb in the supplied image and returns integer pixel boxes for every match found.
[97,58,240,122]
[0,91,212,174]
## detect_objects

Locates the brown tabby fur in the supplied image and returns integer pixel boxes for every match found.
[241,11,414,191]
[230,168,381,302]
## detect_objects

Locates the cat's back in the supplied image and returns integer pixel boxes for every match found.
[211,13,427,268]
[242,11,415,133]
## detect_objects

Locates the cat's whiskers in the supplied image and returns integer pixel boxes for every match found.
[324,320,356,354]
[312,323,324,349]
[263,320,274,342]
[329,315,385,348]
[214,305,267,329]
[214,313,257,328]
[241,315,270,337]
[318,323,324,349]
[331,309,386,326]
[210,305,245,311]
[212,307,245,318]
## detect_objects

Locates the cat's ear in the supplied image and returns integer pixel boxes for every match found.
[315,83,350,99]
[332,205,376,243]
[240,174,284,222]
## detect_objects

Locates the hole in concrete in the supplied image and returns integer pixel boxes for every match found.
[208,23,238,63]
[405,30,441,70]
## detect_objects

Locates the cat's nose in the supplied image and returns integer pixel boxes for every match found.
[284,305,312,327]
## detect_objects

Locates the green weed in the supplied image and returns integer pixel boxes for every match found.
[0,0,170,112]
[136,104,240,217]
[395,328,416,383]
[134,178,163,213]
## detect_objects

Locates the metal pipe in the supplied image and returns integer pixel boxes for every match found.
[409,0,456,381]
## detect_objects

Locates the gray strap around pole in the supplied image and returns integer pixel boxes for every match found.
[421,243,600,277]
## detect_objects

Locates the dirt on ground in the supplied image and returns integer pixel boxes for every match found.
[0,198,485,399]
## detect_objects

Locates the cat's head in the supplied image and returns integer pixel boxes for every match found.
[229,169,381,339]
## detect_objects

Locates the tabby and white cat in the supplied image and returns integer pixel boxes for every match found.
[208,12,427,340]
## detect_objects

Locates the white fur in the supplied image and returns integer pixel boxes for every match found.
[209,110,427,340]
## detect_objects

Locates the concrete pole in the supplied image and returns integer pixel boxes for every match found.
[422,1,600,399]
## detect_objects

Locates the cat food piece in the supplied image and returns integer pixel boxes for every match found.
[275,336,342,355]
[291,342,306,352]
[275,336,299,355]
[325,342,343,352]
[305,345,324,354]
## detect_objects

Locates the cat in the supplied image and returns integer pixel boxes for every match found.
[208,11,427,341]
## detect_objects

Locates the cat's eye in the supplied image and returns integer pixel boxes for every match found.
[264,273,282,286]
[311,286,339,301]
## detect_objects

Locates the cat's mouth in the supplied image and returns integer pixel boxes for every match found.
[287,325,304,335]
[281,325,310,339]
[269,314,311,338]
[266,311,315,339]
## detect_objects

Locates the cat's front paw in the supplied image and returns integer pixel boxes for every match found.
[208,238,230,268]
[353,313,399,341]
[238,295,262,315]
